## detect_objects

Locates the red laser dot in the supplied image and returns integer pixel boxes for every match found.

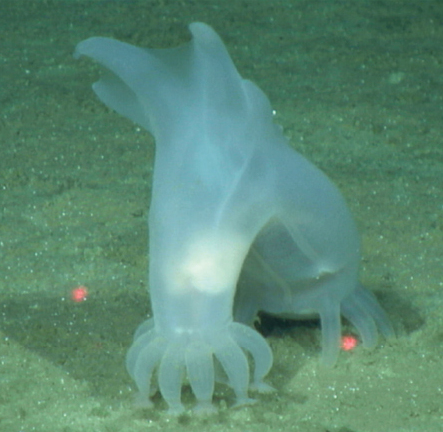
[71,285,88,302]
[341,335,358,351]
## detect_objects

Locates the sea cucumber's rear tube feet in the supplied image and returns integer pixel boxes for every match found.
[341,285,395,350]
[319,302,341,367]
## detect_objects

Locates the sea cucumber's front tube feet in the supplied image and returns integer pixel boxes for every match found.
[158,340,186,414]
[229,322,275,393]
[185,340,216,415]
[212,330,255,406]
[126,319,274,412]
[126,320,167,407]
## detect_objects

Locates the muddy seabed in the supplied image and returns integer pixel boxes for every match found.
[1,1,442,431]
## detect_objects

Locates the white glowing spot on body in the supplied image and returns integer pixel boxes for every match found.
[171,234,249,295]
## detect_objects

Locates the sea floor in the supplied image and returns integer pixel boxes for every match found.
[1,1,442,431]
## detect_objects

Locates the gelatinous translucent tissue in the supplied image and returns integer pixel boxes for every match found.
[75,22,393,414]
